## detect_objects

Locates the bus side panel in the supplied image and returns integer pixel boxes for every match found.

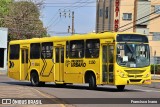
[8,60,20,80]
[64,59,83,83]
[63,59,101,84]
[39,59,54,82]
[29,59,40,77]
[83,59,101,84]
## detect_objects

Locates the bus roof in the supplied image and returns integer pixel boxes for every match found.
[9,32,147,45]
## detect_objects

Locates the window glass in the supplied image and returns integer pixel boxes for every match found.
[99,9,103,17]
[56,48,59,63]
[106,7,108,18]
[155,5,160,14]
[66,41,69,58]
[123,13,132,20]
[41,42,53,59]
[10,44,20,59]
[117,43,150,68]
[30,43,40,59]
[109,45,114,63]
[70,40,84,58]
[86,39,100,58]
[22,50,28,64]
[61,48,64,63]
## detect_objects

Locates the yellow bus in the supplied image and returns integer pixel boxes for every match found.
[8,32,151,91]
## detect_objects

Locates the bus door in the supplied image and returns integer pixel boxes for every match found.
[20,47,28,80]
[40,42,54,81]
[8,44,20,80]
[101,41,114,84]
[54,43,65,83]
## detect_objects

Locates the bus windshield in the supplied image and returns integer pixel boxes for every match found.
[117,43,150,68]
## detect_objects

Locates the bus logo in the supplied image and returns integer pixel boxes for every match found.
[66,60,71,67]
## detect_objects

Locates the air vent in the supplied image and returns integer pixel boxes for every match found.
[130,79,142,82]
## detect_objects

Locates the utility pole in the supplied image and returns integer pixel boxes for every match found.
[59,9,74,35]
[133,0,138,32]
[72,11,74,35]
[102,0,106,32]
[96,0,100,33]
[154,50,156,78]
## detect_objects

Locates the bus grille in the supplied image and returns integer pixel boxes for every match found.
[130,79,142,82]
[125,70,145,74]
[128,75,143,78]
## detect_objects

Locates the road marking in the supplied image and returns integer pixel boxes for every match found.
[132,89,160,92]
[31,88,66,107]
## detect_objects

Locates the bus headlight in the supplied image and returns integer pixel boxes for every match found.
[145,73,150,78]
[119,71,125,77]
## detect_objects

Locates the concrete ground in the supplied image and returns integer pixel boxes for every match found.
[0,75,66,107]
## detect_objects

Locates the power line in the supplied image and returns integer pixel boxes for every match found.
[47,15,60,28]
[70,0,95,10]
[118,10,159,30]
[44,5,95,7]
[44,2,95,5]
[118,0,159,30]
[46,11,60,27]
[121,14,160,32]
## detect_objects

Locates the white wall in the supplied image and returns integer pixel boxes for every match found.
[0,28,8,72]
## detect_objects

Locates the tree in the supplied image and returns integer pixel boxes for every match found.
[0,0,12,26]
[4,0,47,40]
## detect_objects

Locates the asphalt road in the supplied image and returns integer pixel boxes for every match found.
[0,75,160,107]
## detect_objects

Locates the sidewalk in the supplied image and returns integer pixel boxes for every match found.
[0,75,65,107]
[151,74,160,80]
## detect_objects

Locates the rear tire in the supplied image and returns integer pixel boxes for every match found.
[30,72,40,87]
[116,85,125,91]
[89,74,97,90]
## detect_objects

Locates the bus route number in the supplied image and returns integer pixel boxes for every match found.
[89,60,96,64]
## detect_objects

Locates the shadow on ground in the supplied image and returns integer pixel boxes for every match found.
[1,81,143,92]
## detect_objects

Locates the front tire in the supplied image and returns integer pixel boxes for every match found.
[89,74,97,90]
[116,85,125,91]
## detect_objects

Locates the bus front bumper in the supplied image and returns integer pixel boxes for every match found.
[115,75,151,85]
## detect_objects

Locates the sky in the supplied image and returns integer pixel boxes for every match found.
[41,0,96,36]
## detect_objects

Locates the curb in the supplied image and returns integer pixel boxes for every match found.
[151,80,160,82]
[0,72,7,75]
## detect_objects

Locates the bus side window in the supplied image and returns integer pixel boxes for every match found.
[41,42,53,59]
[10,44,20,60]
[30,43,40,59]
[66,41,69,58]
[85,39,100,58]
[70,40,84,58]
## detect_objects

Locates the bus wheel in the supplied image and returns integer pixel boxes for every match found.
[116,85,125,91]
[89,74,97,90]
[30,72,40,87]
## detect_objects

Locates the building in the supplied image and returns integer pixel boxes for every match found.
[96,0,160,64]
[0,28,8,73]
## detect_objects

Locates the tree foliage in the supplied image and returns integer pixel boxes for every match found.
[1,0,47,40]
[0,0,12,26]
